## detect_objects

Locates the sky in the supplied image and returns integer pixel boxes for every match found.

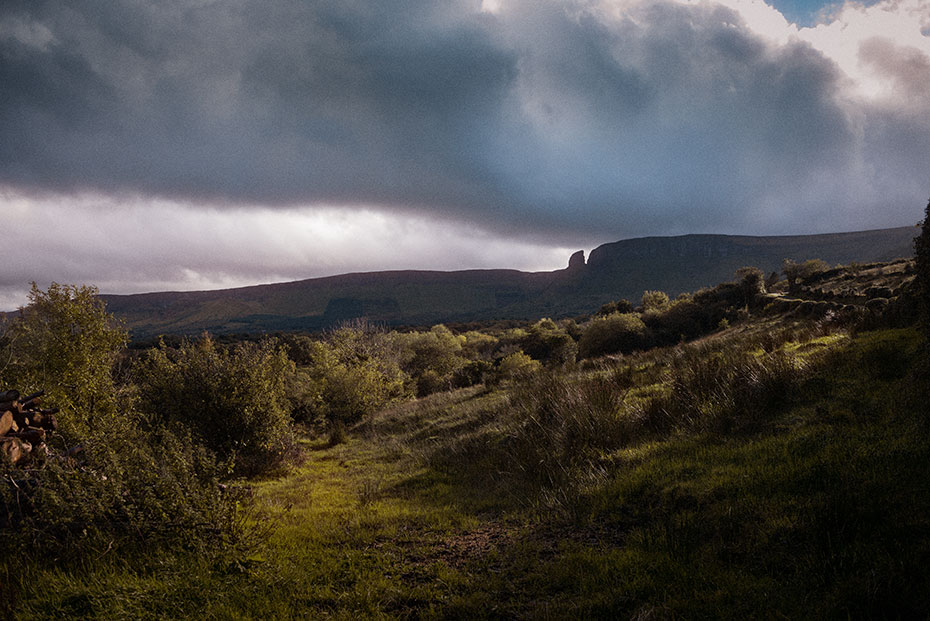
[1,0,929,310]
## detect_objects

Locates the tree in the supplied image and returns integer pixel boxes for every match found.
[0,286,246,558]
[0,283,127,436]
[134,335,295,473]
[391,324,465,396]
[519,318,577,366]
[598,299,633,316]
[299,335,407,425]
[915,198,930,342]
[578,313,649,358]
[495,351,542,382]
[460,330,498,360]
[641,290,670,312]
[735,266,765,307]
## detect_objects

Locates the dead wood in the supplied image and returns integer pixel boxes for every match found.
[0,411,12,436]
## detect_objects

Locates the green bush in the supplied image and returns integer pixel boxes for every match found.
[642,290,670,312]
[451,359,494,387]
[493,351,542,384]
[578,313,649,359]
[301,333,407,425]
[519,318,577,366]
[392,325,464,396]
[460,330,498,360]
[134,335,295,474]
[0,283,128,437]
[0,284,249,561]
[643,297,706,345]
[0,424,249,561]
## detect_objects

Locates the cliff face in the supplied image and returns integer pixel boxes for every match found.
[587,228,916,269]
[100,226,918,337]
[580,227,917,303]
[567,250,586,270]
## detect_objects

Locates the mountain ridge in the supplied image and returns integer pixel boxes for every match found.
[99,226,918,337]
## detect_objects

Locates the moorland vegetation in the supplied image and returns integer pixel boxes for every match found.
[1,205,929,617]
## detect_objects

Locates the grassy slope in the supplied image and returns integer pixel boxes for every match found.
[13,326,930,619]
[102,270,553,338]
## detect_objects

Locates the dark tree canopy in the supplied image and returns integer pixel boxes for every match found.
[915,198,930,342]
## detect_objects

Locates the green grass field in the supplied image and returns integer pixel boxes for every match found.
[9,325,930,619]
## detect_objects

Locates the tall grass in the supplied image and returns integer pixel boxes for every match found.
[641,343,807,435]
[425,331,813,512]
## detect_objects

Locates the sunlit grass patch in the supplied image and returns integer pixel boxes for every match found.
[782,331,848,356]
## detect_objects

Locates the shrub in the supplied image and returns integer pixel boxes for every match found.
[559,318,583,341]
[134,335,295,474]
[300,336,407,425]
[278,333,319,366]
[0,283,128,437]
[578,313,649,359]
[520,319,577,366]
[784,259,830,293]
[643,297,706,346]
[460,330,498,360]
[735,266,766,306]
[0,284,249,560]
[642,290,670,312]
[495,351,542,383]
[285,366,318,427]
[392,325,464,396]
[642,344,807,434]
[416,369,446,397]
[451,359,494,387]
[598,299,633,316]
[0,423,249,561]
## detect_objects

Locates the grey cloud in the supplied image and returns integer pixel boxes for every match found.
[859,36,930,103]
[0,0,926,241]
[480,1,862,232]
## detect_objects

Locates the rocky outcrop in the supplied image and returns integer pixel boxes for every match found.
[567,250,585,271]
[580,227,917,304]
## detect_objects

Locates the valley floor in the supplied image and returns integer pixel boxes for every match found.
[11,326,930,619]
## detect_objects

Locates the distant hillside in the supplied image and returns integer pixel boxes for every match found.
[576,226,916,305]
[100,226,917,337]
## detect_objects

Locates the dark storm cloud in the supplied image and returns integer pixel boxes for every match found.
[0,0,520,211]
[0,0,926,239]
